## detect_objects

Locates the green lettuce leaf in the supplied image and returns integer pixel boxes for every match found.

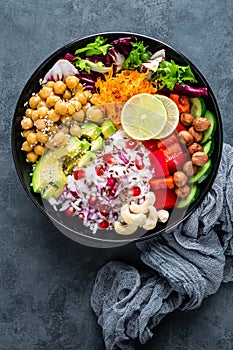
[74,36,111,57]
[122,41,150,70]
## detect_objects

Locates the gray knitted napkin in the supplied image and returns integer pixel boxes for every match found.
[91,143,233,350]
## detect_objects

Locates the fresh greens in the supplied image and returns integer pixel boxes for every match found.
[152,59,197,90]
[75,36,112,57]
[74,57,111,73]
[122,42,150,70]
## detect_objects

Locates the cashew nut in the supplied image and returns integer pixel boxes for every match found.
[114,221,138,235]
[157,209,169,223]
[143,206,158,230]
[129,191,156,214]
[120,204,146,225]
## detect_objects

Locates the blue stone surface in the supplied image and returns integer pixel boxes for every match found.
[0,0,233,349]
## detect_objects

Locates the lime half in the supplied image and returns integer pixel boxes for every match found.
[154,95,179,139]
[121,93,167,140]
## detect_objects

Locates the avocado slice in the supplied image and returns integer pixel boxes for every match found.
[90,136,104,152]
[81,122,102,140]
[101,119,116,138]
[32,147,67,193]
[41,185,58,200]
[77,151,96,168]
[80,138,91,152]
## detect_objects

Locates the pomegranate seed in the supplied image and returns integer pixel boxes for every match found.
[107,177,116,187]
[126,139,138,150]
[129,186,141,197]
[65,206,75,216]
[99,220,109,229]
[103,153,116,164]
[109,185,117,196]
[73,169,85,180]
[135,155,144,170]
[88,195,98,206]
[78,213,84,221]
[100,204,110,217]
[95,165,105,176]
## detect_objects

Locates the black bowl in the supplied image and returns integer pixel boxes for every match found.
[12,32,223,248]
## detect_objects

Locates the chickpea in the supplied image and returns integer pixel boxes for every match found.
[75,92,87,105]
[37,106,49,118]
[86,106,104,123]
[49,124,58,134]
[175,185,191,198]
[39,86,53,99]
[21,141,32,152]
[29,95,41,109]
[46,94,60,107]
[34,144,45,156]
[25,108,33,118]
[83,90,92,101]
[37,100,47,108]
[67,103,76,115]
[21,117,34,130]
[63,89,72,100]
[60,115,71,124]
[22,129,34,138]
[54,100,68,115]
[192,151,208,167]
[69,99,82,111]
[46,81,55,88]
[47,109,60,122]
[60,125,69,134]
[188,127,203,143]
[72,110,85,122]
[70,125,82,137]
[180,113,194,127]
[35,118,46,130]
[178,130,194,146]
[74,82,84,93]
[65,75,79,89]
[53,81,67,95]
[31,110,39,122]
[53,131,68,146]
[37,131,49,144]
[173,171,188,187]
[27,151,38,163]
[26,132,38,145]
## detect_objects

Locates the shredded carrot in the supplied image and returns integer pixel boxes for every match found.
[90,68,157,105]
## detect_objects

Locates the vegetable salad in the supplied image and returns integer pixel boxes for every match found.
[20,35,216,235]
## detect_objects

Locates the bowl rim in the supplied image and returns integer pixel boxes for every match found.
[11,31,223,245]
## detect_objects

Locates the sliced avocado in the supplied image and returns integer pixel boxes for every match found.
[80,138,91,152]
[66,136,82,157]
[77,151,96,168]
[91,136,105,152]
[41,185,58,200]
[53,187,64,199]
[81,122,102,140]
[101,119,116,138]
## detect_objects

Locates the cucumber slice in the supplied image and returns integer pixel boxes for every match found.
[190,97,206,118]
[202,139,215,156]
[176,184,200,208]
[189,159,212,184]
[201,110,216,144]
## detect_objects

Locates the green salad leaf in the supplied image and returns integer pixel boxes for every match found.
[153,60,197,90]
[75,36,112,57]
[74,57,111,74]
[122,41,150,70]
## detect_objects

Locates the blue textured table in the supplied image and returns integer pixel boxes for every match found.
[1,1,233,349]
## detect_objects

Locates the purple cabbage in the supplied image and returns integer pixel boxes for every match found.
[110,36,138,55]
[161,82,208,97]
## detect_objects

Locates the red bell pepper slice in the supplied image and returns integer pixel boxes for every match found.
[166,152,189,173]
[169,93,190,113]
[142,139,158,152]
[176,122,187,133]
[153,189,177,210]
[150,176,175,191]
[149,150,169,177]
